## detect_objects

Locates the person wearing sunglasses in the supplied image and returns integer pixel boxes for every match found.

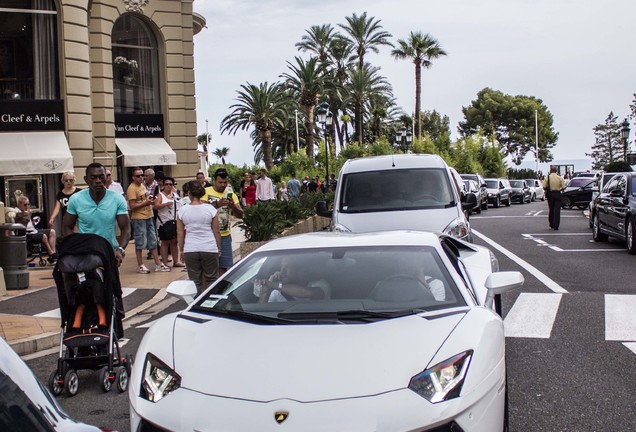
[126,167,166,273]
[48,172,82,229]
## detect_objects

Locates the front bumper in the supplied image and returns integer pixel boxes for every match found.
[130,380,505,432]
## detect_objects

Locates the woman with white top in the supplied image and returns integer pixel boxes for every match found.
[177,180,221,293]
[154,176,184,268]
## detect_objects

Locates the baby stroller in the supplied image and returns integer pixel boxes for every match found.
[48,233,132,397]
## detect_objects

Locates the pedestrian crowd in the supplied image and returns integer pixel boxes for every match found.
[17,164,334,293]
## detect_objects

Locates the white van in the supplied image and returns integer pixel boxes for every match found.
[316,154,475,241]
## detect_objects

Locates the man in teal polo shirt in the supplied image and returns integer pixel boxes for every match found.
[64,163,130,266]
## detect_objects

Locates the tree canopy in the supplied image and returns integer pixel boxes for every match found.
[458,88,558,165]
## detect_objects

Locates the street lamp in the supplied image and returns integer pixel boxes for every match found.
[394,128,413,153]
[316,102,332,182]
[621,118,636,165]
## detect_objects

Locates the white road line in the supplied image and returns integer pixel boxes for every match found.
[605,295,636,341]
[472,229,568,293]
[521,233,622,252]
[624,342,636,355]
[504,293,562,338]
[34,287,137,318]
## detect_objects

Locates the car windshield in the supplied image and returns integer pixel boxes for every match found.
[509,180,524,188]
[568,178,593,187]
[338,168,454,213]
[485,179,498,188]
[525,180,536,187]
[192,246,466,324]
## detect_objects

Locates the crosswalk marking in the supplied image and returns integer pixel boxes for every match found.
[504,293,562,338]
[34,287,137,319]
[605,295,636,341]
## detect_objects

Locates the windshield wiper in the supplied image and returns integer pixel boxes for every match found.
[278,309,426,322]
[191,307,292,324]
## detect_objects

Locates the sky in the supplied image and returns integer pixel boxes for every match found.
[191,0,636,171]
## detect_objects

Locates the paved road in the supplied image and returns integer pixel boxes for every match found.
[23,200,636,431]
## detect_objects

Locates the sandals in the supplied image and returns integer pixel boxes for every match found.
[137,265,151,274]
[156,264,171,272]
[173,262,186,267]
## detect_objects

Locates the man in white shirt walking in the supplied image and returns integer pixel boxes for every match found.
[256,169,275,202]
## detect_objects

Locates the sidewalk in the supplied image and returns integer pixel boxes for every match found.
[0,222,246,356]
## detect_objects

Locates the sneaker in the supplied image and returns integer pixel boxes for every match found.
[137,265,151,274]
[155,264,171,272]
[47,253,58,264]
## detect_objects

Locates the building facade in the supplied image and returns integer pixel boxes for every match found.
[0,0,205,229]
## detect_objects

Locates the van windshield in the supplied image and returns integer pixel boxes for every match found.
[339,168,455,213]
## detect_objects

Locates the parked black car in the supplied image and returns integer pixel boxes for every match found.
[592,172,636,254]
[460,173,488,211]
[562,177,596,209]
[588,172,619,227]
[509,180,532,204]
[485,178,512,207]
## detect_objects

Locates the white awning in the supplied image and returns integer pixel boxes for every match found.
[115,138,177,167]
[0,131,74,176]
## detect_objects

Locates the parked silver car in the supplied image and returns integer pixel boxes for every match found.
[525,179,545,201]
[485,178,512,207]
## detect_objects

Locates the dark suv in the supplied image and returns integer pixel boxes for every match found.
[460,173,488,212]
[592,172,636,254]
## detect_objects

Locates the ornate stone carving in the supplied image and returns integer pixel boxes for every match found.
[124,0,149,13]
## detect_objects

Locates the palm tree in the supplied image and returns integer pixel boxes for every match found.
[212,147,230,164]
[197,132,211,153]
[295,24,335,63]
[347,65,393,144]
[338,12,392,141]
[220,82,288,169]
[338,12,393,70]
[391,32,447,139]
[281,56,326,161]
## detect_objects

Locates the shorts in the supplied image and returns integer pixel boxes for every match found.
[131,218,158,250]
[26,229,51,243]
[219,234,233,269]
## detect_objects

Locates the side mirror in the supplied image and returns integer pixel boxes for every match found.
[167,280,198,305]
[461,192,477,210]
[484,271,524,309]
[315,200,332,218]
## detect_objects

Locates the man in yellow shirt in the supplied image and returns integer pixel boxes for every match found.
[127,167,166,273]
[202,168,243,275]
[542,167,566,230]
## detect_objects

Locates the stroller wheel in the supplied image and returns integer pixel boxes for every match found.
[99,366,113,392]
[116,367,129,392]
[64,370,79,397]
[48,370,64,396]
[39,257,47,267]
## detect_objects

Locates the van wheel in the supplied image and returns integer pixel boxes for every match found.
[626,218,636,254]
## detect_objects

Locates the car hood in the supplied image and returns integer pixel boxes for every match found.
[335,206,461,233]
[170,311,466,401]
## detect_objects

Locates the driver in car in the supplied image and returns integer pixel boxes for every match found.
[255,256,329,303]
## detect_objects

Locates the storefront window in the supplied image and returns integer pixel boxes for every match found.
[112,14,161,114]
[0,0,60,101]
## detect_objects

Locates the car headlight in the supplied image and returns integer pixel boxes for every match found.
[409,350,473,403]
[333,223,351,232]
[443,218,470,240]
[140,353,181,403]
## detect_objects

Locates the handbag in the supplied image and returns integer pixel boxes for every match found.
[157,196,178,240]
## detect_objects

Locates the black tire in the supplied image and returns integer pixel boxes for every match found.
[494,196,500,208]
[48,371,64,396]
[503,370,510,432]
[476,204,482,214]
[593,213,608,242]
[541,194,546,201]
[626,218,636,255]
[562,196,573,209]
[115,367,129,392]
[99,366,113,392]
[505,196,511,206]
[576,204,587,210]
[481,199,489,210]
[531,193,536,202]
[64,369,79,397]
[125,353,134,377]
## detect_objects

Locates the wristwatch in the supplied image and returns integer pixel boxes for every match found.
[116,246,126,257]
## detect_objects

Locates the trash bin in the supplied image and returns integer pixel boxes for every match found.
[0,223,29,290]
